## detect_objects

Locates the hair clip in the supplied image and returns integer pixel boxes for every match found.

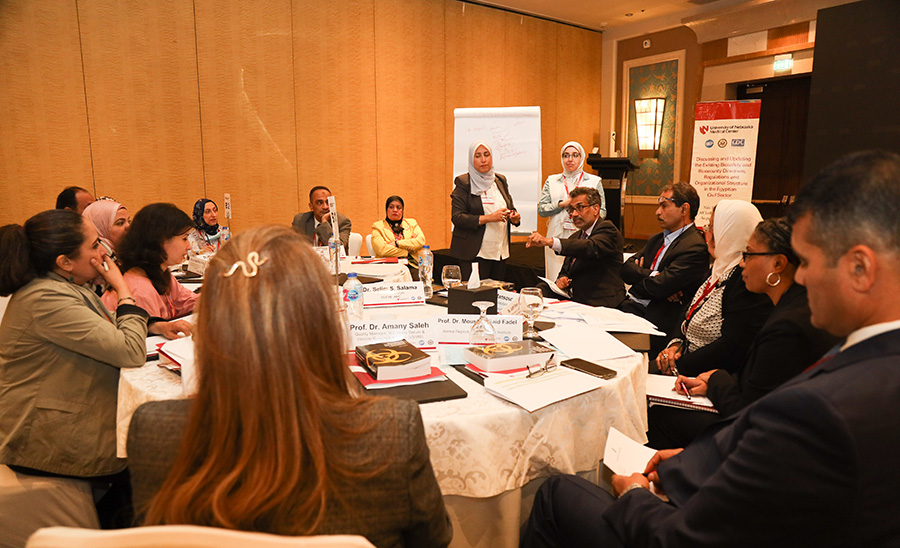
[223,251,268,278]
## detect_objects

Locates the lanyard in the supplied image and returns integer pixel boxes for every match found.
[563,173,584,195]
[651,241,666,270]
[685,278,718,322]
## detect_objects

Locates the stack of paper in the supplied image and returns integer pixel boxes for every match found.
[539,324,636,362]
[483,366,606,412]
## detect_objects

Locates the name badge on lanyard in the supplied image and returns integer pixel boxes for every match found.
[481,190,495,206]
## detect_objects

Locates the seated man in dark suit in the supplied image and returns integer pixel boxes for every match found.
[526,187,625,308]
[291,185,352,252]
[619,182,710,355]
[520,150,900,548]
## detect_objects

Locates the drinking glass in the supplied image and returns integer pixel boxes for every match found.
[442,265,461,290]
[519,287,543,339]
[469,301,496,345]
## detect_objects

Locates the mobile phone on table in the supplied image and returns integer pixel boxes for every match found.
[561,358,617,380]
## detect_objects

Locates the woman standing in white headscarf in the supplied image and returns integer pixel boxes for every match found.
[537,141,605,279]
[656,200,773,377]
[450,141,521,281]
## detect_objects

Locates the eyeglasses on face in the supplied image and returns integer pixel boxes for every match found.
[566,203,593,215]
[562,152,581,159]
[657,196,676,206]
[741,251,779,261]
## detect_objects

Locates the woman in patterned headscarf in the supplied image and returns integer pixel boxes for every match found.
[189,198,228,254]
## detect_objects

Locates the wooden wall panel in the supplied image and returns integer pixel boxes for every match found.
[194,0,298,234]
[293,0,377,232]
[374,0,447,247]
[78,0,204,216]
[0,0,93,225]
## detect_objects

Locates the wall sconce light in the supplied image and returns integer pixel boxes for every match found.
[634,97,665,158]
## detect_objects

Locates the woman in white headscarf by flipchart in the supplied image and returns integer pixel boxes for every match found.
[449,141,521,281]
[537,141,605,280]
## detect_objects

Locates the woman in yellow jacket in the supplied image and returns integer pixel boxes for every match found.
[371,195,426,268]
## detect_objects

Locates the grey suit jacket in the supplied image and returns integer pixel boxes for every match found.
[291,211,352,252]
[127,398,452,548]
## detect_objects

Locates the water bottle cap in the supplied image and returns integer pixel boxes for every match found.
[347,272,357,278]
[423,245,430,249]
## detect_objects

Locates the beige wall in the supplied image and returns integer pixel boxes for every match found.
[0,0,602,249]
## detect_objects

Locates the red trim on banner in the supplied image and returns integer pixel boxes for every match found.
[695,100,761,121]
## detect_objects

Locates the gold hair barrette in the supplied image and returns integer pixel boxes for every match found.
[223,251,268,278]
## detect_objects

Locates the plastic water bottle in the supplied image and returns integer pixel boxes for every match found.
[418,245,434,299]
[220,226,231,243]
[328,234,338,260]
[343,272,364,319]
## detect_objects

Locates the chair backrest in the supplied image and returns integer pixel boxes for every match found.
[27,525,376,548]
[347,232,363,256]
[365,234,375,257]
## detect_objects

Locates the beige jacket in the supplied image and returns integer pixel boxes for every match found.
[0,274,148,477]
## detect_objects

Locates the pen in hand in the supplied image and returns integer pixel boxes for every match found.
[672,365,692,400]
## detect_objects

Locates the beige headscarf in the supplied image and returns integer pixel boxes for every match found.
[710,199,762,280]
[467,140,495,195]
[560,141,585,178]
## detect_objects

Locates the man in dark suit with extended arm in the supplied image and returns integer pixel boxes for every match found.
[527,187,625,308]
[620,182,710,355]
[520,150,900,547]
[291,186,352,252]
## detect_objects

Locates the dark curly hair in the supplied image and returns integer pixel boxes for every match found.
[117,203,193,295]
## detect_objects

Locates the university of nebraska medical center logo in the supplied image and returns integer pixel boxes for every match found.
[699,126,709,135]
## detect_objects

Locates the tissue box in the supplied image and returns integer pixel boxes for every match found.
[448,284,498,315]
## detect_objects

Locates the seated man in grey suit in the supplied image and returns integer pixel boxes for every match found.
[526,187,625,308]
[520,150,900,548]
[620,182,710,356]
[291,185,352,252]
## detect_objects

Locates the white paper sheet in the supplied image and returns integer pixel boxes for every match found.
[537,276,570,298]
[539,324,636,361]
[484,366,605,412]
[603,426,657,476]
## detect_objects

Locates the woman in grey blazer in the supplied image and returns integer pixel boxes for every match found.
[450,140,520,281]
[129,225,451,548]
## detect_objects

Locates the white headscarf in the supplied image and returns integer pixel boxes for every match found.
[710,199,762,280]
[467,140,495,195]
[560,141,585,178]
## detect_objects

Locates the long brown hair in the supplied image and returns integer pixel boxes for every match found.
[143,225,382,532]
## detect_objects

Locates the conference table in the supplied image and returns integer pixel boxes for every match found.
[117,299,649,548]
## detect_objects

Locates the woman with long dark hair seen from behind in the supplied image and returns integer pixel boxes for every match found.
[102,203,198,325]
[0,210,153,543]
[127,226,452,548]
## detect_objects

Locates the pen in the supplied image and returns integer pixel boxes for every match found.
[672,364,692,400]
[102,260,109,272]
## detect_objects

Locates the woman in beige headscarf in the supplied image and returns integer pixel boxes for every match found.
[82,199,131,259]
[537,141,605,279]
[656,199,773,377]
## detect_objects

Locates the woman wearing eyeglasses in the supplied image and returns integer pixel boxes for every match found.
[537,142,605,280]
[655,200,773,377]
[647,218,839,448]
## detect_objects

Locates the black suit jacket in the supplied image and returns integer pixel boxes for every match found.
[555,220,626,308]
[127,398,452,548]
[449,174,518,261]
[620,226,709,338]
[706,283,839,416]
[605,328,900,547]
[291,211,352,252]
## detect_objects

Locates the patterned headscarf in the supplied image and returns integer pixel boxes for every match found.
[192,198,219,236]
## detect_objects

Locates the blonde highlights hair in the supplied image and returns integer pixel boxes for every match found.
[143,225,380,533]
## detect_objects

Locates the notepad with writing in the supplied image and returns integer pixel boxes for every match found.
[646,374,717,413]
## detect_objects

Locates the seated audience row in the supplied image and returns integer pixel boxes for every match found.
[648,217,839,448]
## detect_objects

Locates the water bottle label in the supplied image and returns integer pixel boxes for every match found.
[344,288,360,302]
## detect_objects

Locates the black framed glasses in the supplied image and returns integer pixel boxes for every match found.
[566,203,593,215]
[741,251,779,261]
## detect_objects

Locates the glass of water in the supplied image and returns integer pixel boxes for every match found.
[442,265,461,290]
[519,287,543,339]
[469,301,496,345]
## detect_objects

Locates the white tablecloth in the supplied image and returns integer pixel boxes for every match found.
[117,303,648,548]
